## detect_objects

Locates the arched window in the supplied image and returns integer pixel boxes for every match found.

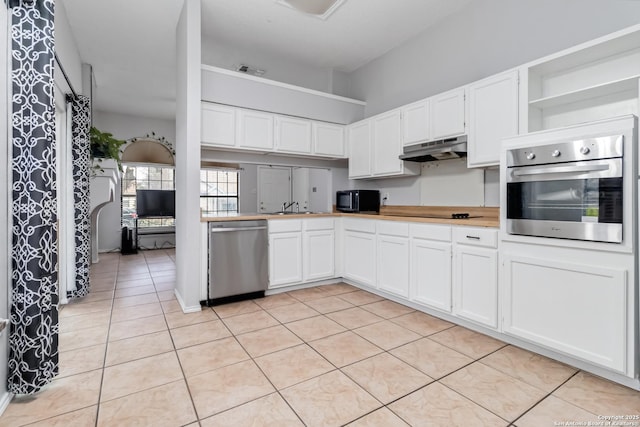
[121,138,175,229]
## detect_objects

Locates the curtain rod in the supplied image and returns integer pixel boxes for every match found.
[54,52,78,100]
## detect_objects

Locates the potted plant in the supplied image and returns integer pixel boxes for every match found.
[90,126,125,173]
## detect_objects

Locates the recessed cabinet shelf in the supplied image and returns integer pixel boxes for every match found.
[529,76,639,110]
[525,25,640,133]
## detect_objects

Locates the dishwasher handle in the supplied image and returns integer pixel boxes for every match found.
[210,226,268,233]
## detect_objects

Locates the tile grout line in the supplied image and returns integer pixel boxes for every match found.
[93,254,122,427]
[509,369,583,426]
[148,253,202,426]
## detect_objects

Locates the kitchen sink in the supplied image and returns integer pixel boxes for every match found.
[266,211,323,215]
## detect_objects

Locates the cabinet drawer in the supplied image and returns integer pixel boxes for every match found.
[343,217,376,234]
[377,220,409,237]
[453,227,498,248]
[304,217,334,231]
[268,219,302,233]
[410,223,451,242]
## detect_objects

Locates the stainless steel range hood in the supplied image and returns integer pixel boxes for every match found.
[399,135,467,162]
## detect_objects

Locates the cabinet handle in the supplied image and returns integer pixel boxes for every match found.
[465,235,481,240]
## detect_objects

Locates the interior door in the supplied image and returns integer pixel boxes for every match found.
[258,166,291,213]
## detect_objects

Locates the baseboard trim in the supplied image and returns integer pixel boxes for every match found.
[0,391,13,417]
[174,289,201,313]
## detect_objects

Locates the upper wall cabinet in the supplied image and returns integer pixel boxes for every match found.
[201,102,346,159]
[201,103,236,147]
[275,115,312,154]
[236,109,274,151]
[348,111,420,179]
[430,87,466,139]
[402,99,430,146]
[467,70,519,168]
[347,120,371,178]
[524,28,640,133]
[313,122,345,158]
[372,110,406,176]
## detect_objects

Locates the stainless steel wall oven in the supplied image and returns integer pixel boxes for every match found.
[506,135,624,243]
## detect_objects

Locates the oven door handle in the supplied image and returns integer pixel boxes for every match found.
[512,163,610,177]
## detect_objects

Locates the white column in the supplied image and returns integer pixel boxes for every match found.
[174,0,202,312]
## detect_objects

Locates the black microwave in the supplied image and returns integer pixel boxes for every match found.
[336,190,380,213]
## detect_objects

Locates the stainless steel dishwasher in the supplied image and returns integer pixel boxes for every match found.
[207,220,268,305]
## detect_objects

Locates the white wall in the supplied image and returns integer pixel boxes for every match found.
[55,0,83,95]
[202,35,350,97]
[342,0,640,206]
[175,0,202,312]
[347,0,640,116]
[92,111,176,251]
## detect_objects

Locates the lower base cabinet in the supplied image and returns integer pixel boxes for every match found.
[303,229,334,282]
[411,238,452,312]
[452,228,498,329]
[269,232,303,288]
[377,234,410,298]
[269,218,335,289]
[343,231,376,288]
[502,254,627,373]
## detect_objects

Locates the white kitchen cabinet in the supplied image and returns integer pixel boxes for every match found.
[377,232,410,298]
[201,102,236,147]
[269,218,335,288]
[269,232,303,288]
[402,98,430,145]
[467,70,519,167]
[430,87,466,139]
[372,109,405,176]
[343,218,376,288]
[410,223,452,313]
[303,229,335,281]
[313,122,345,158]
[236,109,274,150]
[348,112,419,179]
[503,254,627,373]
[348,120,372,178]
[453,227,498,329]
[268,220,303,288]
[275,115,312,154]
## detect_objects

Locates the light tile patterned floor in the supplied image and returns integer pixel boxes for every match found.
[1,249,639,426]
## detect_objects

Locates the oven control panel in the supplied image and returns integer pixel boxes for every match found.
[506,135,623,167]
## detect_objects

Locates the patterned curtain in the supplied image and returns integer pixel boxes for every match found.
[68,96,91,299]
[8,0,58,395]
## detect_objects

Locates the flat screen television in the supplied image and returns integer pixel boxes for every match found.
[136,190,175,218]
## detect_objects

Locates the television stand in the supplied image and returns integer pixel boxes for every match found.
[135,217,176,250]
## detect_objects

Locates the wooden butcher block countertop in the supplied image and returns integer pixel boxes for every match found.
[202,206,499,228]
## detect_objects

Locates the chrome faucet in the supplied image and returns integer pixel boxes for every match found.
[282,201,297,212]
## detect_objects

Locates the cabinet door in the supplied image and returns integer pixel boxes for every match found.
[201,103,236,147]
[343,231,376,287]
[237,109,274,150]
[467,70,519,167]
[313,122,345,157]
[303,230,335,282]
[453,245,498,328]
[503,254,627,373]
[372,109,404,176]
[275,115,312,154]
[411,239,451,313]
[402,99,430,145]
[269,232,302,288]
[348,120,371,178]
[377,235,410,297]
[431,87,466,139]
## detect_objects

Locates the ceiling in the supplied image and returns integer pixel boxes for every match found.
[61,0,472,120]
